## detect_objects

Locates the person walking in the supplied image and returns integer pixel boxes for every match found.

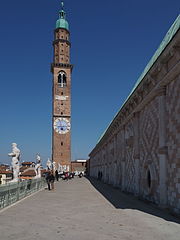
[55,170,59,181]
[50,171,55,190]
[64,171,69,181]
[46,171,55,191]
[46,171,51,191]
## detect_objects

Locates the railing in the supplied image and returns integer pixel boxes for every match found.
[0,178,46,209]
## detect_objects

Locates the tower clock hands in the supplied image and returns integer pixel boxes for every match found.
[54,118,70,134]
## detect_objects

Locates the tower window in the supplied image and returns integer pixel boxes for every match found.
[58,71,67,88]
[61,92,63,95]
[61,142,63,146]
[61,112,63,115]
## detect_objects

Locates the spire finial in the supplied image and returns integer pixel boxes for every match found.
[56,0,69,30]
[61,1,64,10]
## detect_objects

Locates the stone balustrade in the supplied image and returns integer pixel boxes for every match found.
[0,178,46,209]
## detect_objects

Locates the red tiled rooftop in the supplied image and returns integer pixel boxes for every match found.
[0,170,12,174]
[21,169,36,177]
[21,162,34,165]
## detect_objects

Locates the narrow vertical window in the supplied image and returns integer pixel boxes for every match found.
[147,169,151,188]
[58,71,67,87]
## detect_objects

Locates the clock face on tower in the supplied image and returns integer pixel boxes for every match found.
[54,118,71,134]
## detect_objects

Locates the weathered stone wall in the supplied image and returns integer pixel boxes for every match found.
[139,98,159,204]
[166,75,180,214]
[89,27,180,215]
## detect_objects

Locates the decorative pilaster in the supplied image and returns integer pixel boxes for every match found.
[158,86,168,206]
[121,125,126,191]
[134,112,140,195]
[113,134,118,186]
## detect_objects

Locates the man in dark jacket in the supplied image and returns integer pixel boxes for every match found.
[55,170,59,181]
[46,171,55,190]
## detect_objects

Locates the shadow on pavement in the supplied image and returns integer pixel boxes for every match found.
[87,176,180,224]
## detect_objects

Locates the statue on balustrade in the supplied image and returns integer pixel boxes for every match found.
[8,143,20,182]
[46,158,52,170]
[52,161,57,171]
[35,153,41,178]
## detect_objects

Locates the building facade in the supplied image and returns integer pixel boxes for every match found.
[51,2,73,171]
[89,16,180,215]
[71,160,87,175]
[0,171,12,184]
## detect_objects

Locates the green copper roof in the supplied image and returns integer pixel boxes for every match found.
[96,14,180,145]
[56,1,69,30]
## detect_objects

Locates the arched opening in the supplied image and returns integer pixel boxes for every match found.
[58,71,67,87]
[147,169,151,189]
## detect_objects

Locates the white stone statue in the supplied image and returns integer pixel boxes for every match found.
[52,161,56,171]
[8,143,20,182]
[35,154,41,178]
[46,158,52,170]
[58,163,61,173]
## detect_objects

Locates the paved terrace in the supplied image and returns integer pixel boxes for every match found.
[0,177,180,240]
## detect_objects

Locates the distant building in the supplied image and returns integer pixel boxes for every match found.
[71,160,87,175]
[21,162,35,167]
[0,164,10,171]
[20,162,35,174]
[20,169,36,180]
[0,164,12,184]
[0,170,13,184]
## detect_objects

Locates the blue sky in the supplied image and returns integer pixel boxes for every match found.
[0,0,179,165]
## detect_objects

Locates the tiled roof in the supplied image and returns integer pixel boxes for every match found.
[19,176,34,180]
[0,170,12,174]
[20,166,29,172]
[21,169,36,177]
[0,166,8,170]
[22,162,34,165]
[41,169,49,173]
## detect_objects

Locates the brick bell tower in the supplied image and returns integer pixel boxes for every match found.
[51,1,73,172]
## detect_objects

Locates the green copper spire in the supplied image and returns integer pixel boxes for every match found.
[56,1,69,30]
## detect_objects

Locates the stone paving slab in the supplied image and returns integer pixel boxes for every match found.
[0,177,180,240]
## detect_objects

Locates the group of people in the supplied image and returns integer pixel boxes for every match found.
[46,170,84,190]
[54,170,75,181]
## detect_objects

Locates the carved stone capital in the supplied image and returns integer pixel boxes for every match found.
[158,146,168,155]
[134,153,140,159]
[133,111,140,118]
[156,86,166,96]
